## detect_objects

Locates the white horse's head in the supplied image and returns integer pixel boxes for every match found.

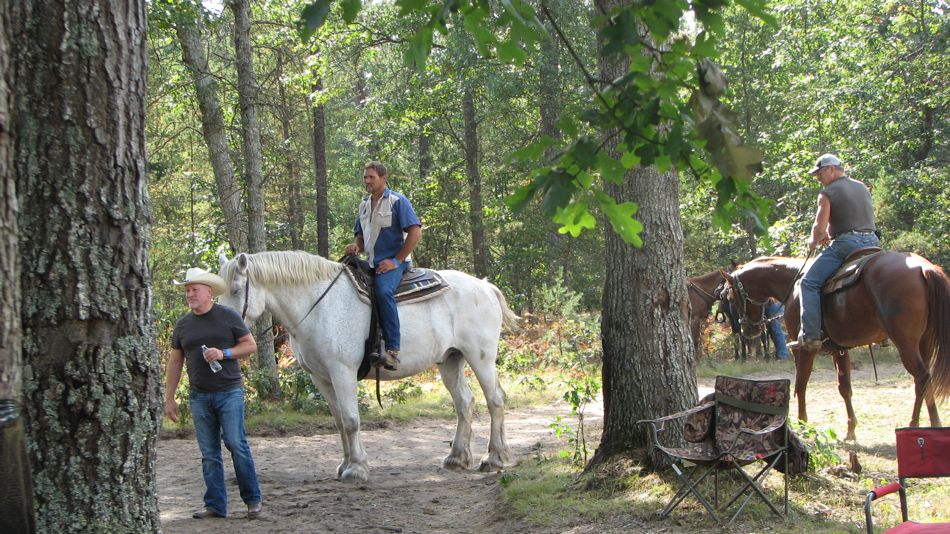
[218,253,267,324]
[217,251,346,326]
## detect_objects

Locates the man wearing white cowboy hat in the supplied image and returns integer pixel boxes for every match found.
[789,153,879,352]
[164,267,263,519]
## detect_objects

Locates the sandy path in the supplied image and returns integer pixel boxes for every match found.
[158,358,913,533]
[158,404,585,533]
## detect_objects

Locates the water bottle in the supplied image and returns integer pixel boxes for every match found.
[202,345,222,373]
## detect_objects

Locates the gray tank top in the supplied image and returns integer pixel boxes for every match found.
[822,176,876,238]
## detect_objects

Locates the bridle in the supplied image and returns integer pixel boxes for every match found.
[727,273,771,339]
[687,279,718,307]
[237,263,347,334]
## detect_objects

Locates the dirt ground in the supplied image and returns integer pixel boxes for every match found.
[157,360,913,534]
[158,401,581,534]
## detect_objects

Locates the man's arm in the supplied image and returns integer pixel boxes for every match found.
[164,349,185,422]
[345,234,364,256]
[396,225,422,264]
[202,332,257,364]
[808,193,831,251]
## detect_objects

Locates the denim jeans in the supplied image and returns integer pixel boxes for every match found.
[189,387,261,515]
[765,301,790,360]
[800,232,880,340]
[375,260,410,351]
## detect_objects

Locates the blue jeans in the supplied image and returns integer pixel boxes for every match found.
[800,232,880,340]
[375,260,410,351]
[189,387,261,515]
[765,301,790,360]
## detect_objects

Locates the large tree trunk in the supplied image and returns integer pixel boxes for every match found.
[228,0,279,399]
[462,86,488,278]
[311,75,329,257]
[176,19,248,253]
[1,2,35,528]
[589,0,697,468]
[277,57,305,251]
[12,1,162,529]
[538,6,570,285]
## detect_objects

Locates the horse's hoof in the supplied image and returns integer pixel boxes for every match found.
[336,462,349,479]
[442,453,472,471]
[340,464,370,483]
[477,452,508,472]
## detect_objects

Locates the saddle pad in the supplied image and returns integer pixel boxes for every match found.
[343,266,452,305]
[895,427,950,478]
[822,249,883,295]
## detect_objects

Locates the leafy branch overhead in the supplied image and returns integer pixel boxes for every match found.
[299,0,774,245]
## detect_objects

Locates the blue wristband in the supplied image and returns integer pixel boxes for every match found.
[224,348,232,360]
[392,258,400,267]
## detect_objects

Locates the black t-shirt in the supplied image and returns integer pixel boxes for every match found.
[171,304,250,392]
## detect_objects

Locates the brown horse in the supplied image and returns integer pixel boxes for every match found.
[687,270,725,356]
[721,253,950,440]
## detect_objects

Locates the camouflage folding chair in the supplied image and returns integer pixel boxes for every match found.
[638,376,790,525]
[864,427,950,533]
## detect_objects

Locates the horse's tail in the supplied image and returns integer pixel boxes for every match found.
[488,281,520,332]
[922,261,950,402]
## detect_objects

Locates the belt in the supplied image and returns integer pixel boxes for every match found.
[834,229,876,238]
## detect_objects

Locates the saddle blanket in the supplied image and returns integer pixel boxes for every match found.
[343,264,452,305]
[822,247,883,295]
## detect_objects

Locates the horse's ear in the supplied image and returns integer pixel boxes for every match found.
[218,253,229,268]
[237,253,249,274]
[719,269,735,285]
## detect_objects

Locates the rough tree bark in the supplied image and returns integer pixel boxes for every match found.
[1,1,36,528]
[276,56,305,251]
[311,75,329,258]
[176,19,249,253]
[590,0,697,468]
[462,86,488,278]
[12,1,162,529]
[228,0,279,399]
[538,5,570,285]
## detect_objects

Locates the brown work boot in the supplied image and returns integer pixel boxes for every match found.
[787,337,822,352]
[376,349,400,371]
[192,508,225,519]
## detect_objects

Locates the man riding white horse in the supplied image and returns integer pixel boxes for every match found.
[344,161,422,371]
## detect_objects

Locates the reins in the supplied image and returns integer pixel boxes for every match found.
[239,257,348,334]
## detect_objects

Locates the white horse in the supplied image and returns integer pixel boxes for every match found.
[217,251,517,483]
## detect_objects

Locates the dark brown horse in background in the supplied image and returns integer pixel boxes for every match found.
[722,253,950,440]
[687,271,725,356]
[688,269,765,360]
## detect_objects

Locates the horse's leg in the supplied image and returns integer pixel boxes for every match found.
[310,374,351,479]
[794,349,818,424]
[914,337,943,427]
[437,352,474,470]
[892,336,931,428]
[832,350,857,441]
[466,348,511,472]
[328,368,370,483]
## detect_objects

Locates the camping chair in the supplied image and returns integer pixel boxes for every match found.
[638,376,790,525]
[864,427,950,533]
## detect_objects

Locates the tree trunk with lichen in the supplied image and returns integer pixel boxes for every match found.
[589,0,697,469]
[229,0,280,399]
[12,0,162,530]
[1,0,36,528]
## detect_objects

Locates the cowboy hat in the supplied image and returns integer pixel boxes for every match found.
[173,267,227,296]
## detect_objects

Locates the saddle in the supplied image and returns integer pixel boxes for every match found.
[822,247,883,295]
[342,259,451,305]
[340,257,451,384]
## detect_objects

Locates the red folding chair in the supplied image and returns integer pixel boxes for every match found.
[865,427,950,533]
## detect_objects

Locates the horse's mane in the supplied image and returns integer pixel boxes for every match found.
[742,256,808,272]
[220,250,343,286]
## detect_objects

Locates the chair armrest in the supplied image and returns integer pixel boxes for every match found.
[738,416,786,437]
[864,481,902,534]
[637,401,714,426]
